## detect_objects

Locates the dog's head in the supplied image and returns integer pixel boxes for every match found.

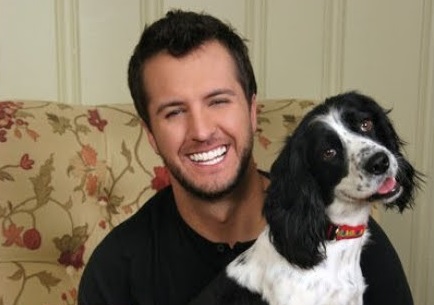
[264,91,422,268]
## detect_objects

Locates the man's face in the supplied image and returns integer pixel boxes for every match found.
[143,41,257,200]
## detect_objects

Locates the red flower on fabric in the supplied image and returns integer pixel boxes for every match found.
[85,174,98,196]
[0,129,6,142]
[0,102,19,129]
[0,101,25,142]
[58,244,85,269]
[81,144,97,166]
[54,225,88,270]
[98,220,107,230]
[2,223,24,247]
[69,145,107,198]
[151,166,171,191]
[61,288,77,303]
[69,288,77,300]
[257,134,272,149]
[22,228,42,250]
[20,153,34,170]
[0,114,13,129]
[88,109,107,132]
[122,205,133,214]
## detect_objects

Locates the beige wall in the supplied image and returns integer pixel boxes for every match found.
[1,0,433,304]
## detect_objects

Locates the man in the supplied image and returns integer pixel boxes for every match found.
[78,10,413,305]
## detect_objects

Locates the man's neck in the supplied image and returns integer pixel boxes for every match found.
[172,164,268,247]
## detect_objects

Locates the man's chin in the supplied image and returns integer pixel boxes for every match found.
[178,178,239,202]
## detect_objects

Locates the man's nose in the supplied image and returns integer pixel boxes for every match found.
[187,108,216,141]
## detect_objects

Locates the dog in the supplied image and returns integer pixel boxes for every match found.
[190,91,422,305]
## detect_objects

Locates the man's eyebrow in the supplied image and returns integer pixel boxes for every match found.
[204,88,236,99]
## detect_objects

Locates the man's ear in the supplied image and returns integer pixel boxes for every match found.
[250,94,258,133]
[144,125,160,155]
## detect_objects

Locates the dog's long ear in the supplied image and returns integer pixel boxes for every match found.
[264,135,328,269]
[370,98,424,212]
[382,113,424,211]
[393,155,423,212]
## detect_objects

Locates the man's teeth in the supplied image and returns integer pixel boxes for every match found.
[189,146,227,165]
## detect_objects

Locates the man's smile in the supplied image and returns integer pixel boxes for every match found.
[188,145,228,165]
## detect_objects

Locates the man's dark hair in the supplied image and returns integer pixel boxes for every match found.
[128,10,257,128]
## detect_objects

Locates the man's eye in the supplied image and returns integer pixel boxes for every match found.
[210,99,229,106]
[165,108,184,119]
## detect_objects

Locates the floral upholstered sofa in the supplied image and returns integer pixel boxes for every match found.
[0,98,315,305]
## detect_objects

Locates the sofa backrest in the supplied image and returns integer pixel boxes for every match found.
[0,99,315,305]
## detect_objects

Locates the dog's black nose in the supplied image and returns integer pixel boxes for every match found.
[364,152,390,175]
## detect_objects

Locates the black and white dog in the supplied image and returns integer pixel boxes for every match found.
[192,92,421,305]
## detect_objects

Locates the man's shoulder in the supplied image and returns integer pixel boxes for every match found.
[361,217,413,304]
[365,217,389,245]
[99,187,176,248]
[129,186,175,222]
[78,188,177,305]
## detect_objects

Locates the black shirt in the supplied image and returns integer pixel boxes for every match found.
[78,186,413,305]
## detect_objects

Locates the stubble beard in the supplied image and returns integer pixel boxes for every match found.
[162,134,254,202]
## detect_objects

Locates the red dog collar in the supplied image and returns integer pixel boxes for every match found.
[327,224,366,241]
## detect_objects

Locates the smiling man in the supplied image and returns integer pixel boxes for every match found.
[142,39,267,247]
[78,9,413,305]
[78,10,268,305]
[143,41,257,203]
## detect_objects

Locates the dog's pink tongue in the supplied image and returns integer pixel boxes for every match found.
[377,177,397,194]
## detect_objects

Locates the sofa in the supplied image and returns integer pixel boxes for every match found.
[0,98,316,305]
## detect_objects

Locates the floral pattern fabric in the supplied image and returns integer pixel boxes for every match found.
[0,98,315,305]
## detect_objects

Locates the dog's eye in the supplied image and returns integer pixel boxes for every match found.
[360,119,373,132]
[322,149,337,161]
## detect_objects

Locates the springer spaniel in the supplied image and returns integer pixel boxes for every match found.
[191,91,421,305]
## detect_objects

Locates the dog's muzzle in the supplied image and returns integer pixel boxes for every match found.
[363,152,403,202]
[364,152,390,175]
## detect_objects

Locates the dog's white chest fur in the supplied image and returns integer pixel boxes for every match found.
[226,226,368,305]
